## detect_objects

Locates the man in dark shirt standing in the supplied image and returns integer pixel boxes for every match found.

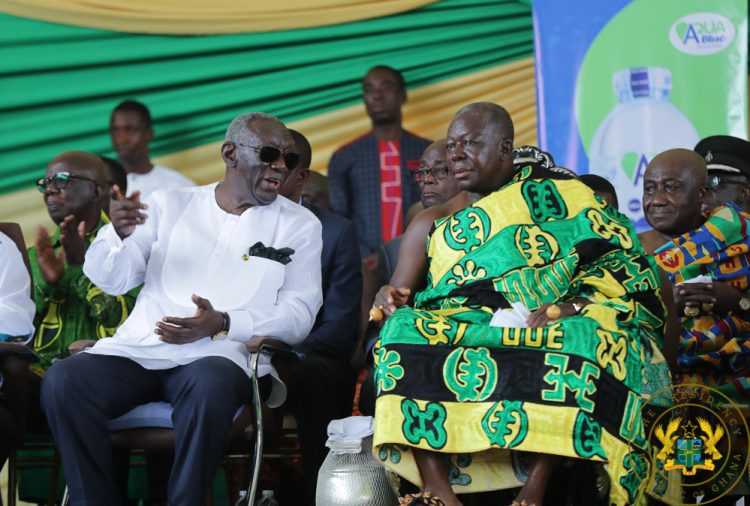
[328,66,430,261]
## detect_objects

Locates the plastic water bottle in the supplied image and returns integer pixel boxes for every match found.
[588,67,699,230]
[257,490,279,506]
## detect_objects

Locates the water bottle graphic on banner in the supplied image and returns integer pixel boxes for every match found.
[588,67,699,229]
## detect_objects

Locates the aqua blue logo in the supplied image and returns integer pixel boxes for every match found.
[670,13,735,56]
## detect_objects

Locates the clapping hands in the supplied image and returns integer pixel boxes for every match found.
[36,215,89,285]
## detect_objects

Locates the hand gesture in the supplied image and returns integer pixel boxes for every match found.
[674,281,740,316]
[155,294,224,344]
[372,285,411,321]
[110,185,148,239]
[59,215,87,267]
[35,225,64,285]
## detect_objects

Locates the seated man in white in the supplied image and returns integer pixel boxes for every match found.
[0,230,35,341]
[0,229,36,469]
[42,112,322,506]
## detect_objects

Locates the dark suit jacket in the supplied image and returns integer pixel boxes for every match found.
[294,202,362,362]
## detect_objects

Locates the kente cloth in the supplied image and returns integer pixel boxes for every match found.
[372,164,666,506]
[378,140,403,243]
[28,211,139,376]
[654,204,750,402]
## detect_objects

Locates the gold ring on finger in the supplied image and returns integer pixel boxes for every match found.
[369,305,384,322]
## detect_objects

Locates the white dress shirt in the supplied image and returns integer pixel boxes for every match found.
[126,165,195,199]
[83,183,323,406]
[0,231,35,338]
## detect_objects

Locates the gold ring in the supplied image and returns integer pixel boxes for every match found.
[545,305,562,320]
[684,306,700,318]
[369,305,384,322]
[702,303,714,313]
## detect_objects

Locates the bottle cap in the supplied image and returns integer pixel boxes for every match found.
[614,67,672,100]
[262,490,274,497]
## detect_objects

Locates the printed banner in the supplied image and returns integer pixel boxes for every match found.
[533,0,748,230]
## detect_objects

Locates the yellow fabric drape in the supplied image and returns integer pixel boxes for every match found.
[1,58,537,244]
[0,0,438,34]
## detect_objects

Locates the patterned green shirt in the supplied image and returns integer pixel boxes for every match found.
[28,212,139,375]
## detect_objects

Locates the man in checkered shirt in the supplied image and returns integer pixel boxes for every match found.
[328,65,431,261]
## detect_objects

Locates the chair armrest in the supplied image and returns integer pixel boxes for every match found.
[246,336,291,353]
[246,336,299,364]
[246,336,300,391]
[260,344,299,363]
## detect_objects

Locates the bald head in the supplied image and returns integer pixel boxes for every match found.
[643,148,707,236]
[446,102,516,196]
[424,139,446,157]
[647,149,707,183]
[452,102,514,143]
[50,151,107,184]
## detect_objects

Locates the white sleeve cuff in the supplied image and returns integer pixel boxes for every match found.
[226,310,254,342]
[100,223,126,252]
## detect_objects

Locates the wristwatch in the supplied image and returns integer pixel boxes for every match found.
[212,312,230,340]
[739,296,750,312]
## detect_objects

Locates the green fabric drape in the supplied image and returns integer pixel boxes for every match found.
[0,0,533,196]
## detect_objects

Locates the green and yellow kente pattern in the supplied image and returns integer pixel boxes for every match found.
[28,212,139,375]
[373,164,667,506]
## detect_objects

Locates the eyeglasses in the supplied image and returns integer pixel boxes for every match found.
[413,166,450,182]
[708,175,747,190]
[36,172,99,193]
[234,143,299,171]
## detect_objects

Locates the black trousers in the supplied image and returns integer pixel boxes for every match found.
[286,353,356,505]
[41,353,252,506]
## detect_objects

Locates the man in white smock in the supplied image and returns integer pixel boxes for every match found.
[41,112,323,506]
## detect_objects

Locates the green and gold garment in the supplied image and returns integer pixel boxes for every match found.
[28,212,139,375]
[372,165,666,506]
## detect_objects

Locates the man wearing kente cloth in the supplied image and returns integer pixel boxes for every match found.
[645,145,750,404]
[30,152,139,378]
[19,152,140,502]
[371,103,666,506]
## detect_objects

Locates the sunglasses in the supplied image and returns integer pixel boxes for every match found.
[234,143,299,170]
[36,172,99,193]
[413,166,450,182]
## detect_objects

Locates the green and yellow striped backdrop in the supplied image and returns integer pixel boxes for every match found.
[1,0,537,241]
